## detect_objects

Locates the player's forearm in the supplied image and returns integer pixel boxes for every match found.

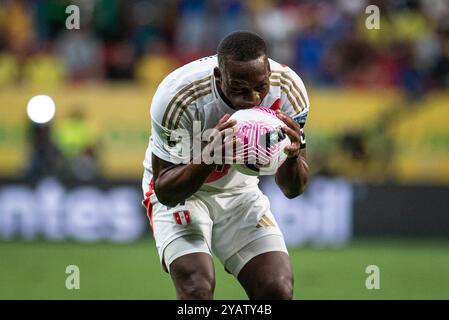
[275,155,310,199]
[154,163,215,207]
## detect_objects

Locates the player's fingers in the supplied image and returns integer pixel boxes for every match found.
[208,128,233,148]
[277,112,300,132]
[221,128,236,143]
[284,144,300,157]
[217,119,237,132]
[284,143,299,152]
[215,114,235,130]
[222,139,243,164]
[282,126,300,143]
[218,113,230,124]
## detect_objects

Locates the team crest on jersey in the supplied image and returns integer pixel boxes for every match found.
[173,210,191,225]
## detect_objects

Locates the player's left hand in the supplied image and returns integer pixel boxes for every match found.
[275,110,301,159]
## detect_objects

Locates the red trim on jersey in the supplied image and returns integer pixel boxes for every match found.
[280,63,288,68]
[205,164,230,183]
[270,98,281,111]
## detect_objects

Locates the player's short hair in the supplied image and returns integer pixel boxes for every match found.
[217,31,267,68]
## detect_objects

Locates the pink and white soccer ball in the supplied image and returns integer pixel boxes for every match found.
[229,107,291,176]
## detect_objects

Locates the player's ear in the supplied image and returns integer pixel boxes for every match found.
[214,67,221,83]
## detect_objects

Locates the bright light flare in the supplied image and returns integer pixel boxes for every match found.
[27,95,56,124]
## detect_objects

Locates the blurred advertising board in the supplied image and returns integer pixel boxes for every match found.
[0,176,353,245]
[1,176,448,243]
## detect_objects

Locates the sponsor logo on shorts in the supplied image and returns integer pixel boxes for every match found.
[256,214,275,228]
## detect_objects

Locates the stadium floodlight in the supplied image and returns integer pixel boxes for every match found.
[26,95,56,124]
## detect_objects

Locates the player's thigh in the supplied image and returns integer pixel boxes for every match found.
[165,235,215,298]
[147,190,213,272]
[212,189,285,272]
[225,234,293,299]
[237,249,293,299]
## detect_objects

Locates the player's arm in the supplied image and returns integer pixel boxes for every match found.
[152,155,214,207]
[272,66,310,198]
[152,114,236,207]
[274,111,310,198]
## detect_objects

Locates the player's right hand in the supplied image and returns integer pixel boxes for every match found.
[202,114,241,165]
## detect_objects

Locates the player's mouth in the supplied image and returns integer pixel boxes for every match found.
[238,104,257,109]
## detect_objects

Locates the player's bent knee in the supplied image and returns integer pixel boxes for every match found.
[177,272,215,300]
[169,253,215,300]
[254,274,293,300]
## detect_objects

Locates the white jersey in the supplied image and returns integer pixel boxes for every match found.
[143,55,310,193]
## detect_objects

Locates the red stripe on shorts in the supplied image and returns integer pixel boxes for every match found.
[143,178,155,232]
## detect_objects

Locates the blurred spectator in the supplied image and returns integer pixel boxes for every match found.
[55,29,104,81]
[175,0,210,61]
[128,0,170,55]
[0,53,19,85]
[432,30,449,88]
[294,12,330,84]
[104,40,136,80]
[92,0,121,41]
[52,108,100,181]
[135,39,179,87]
[2,0,35,53]
[23,122,65,181]
[253,1,296,66]
[23,51,65,86]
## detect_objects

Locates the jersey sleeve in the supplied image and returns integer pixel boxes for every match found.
[150,81,194,164]
[278,67,310,149]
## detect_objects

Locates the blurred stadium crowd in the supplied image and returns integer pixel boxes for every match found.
[1,0,449,92]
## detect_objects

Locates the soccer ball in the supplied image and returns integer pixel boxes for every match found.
[229,107,291,176]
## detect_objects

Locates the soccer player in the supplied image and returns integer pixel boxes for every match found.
[142,31,310,299]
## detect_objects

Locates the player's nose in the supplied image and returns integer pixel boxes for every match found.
[244,92,261,107]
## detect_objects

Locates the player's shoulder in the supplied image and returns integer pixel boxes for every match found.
[268,58,308,94]
[268,58,310,114]
[151,56,216,128]
[157,55,216,96]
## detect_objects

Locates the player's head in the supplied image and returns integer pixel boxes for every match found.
[215,31,271,110]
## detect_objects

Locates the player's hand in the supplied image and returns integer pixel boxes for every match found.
[275,110,301,159]
[202,114,241,164]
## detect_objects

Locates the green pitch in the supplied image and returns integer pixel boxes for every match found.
[1,239,448,299]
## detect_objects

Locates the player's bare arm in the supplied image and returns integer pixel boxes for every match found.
[152,114,236,207]
[274,110,310,198]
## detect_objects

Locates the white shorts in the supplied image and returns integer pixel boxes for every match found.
[142,172,288,276]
